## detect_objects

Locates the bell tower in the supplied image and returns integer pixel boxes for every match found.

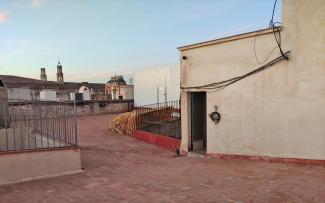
[56,59,64,83]
[40,68,47,81]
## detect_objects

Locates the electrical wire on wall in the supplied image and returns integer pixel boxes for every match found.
[253,36,278,64]
[181,50,290,92]
[254,0,288,63]
[181,0,290,91]
[268,0,288,60]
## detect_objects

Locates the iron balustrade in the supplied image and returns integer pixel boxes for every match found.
[0,99,78,152]
[135,100,181,139]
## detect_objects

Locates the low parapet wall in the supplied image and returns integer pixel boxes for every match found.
[75,100,133,115]
[8,99,134,116]
[0,148,81,185]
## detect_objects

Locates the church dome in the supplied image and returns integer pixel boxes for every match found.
[107,75,126,85]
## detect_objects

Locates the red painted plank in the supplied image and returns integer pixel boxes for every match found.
[132,130,180,151]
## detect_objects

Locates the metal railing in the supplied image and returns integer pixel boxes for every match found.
[135,100,181,139]
[0,99,78,152]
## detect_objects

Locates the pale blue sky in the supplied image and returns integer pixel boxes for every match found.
[0,0,281,83]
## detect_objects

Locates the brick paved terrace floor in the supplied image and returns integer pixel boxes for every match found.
[0,114,324,203]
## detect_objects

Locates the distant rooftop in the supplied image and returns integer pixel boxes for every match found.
[107,75,127,86]
[0,75,105,92]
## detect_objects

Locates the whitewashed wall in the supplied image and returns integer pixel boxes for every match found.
[179,0,325,160]
[7,88,35,100]
[40,90,57,101]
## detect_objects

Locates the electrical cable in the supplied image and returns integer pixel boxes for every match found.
[181,0,290,92]
[253,36,278,64]
[269,0,278,28]
[254,0,287,64]
[269,0,288,60]
[271,22,288,60]
[181,51,290,91]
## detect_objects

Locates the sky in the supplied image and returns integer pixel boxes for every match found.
[0,0,281,83]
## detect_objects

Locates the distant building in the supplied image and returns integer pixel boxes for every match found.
[105,75,134,100]
[0,60,106,101]
[79,85,91,101]
[0,74,105,101]
[133,64,180,106]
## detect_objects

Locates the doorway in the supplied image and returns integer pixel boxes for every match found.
[190,92,207,153]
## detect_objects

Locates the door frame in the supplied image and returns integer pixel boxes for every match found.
[189,92,207,152]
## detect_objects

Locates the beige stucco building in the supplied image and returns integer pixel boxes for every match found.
[178,0,325,162]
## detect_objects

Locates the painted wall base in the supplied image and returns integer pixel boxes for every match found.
[205,153,325,166]
[132,130,180,151]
